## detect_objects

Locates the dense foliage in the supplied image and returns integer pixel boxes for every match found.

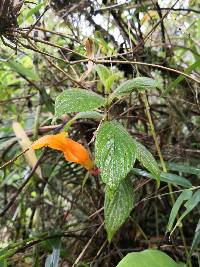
[0,0,200,266]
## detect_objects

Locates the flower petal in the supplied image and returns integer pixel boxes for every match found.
[32,132,67,151]
[32,132,94,170]
[64,138,93,170]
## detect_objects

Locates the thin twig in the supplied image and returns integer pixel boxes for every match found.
[72,223,104,267]
[71,59,200,84]
[0,149,29,170]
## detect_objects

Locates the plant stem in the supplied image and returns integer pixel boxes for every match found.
[142,92,192,267]
[33,104,41,139]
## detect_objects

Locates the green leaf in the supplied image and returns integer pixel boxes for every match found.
[116,249,180,267]
[95,65,117,93]
[165,59,200,94]
[177,263,187,267]
[0,248,15,263]
[33,246,40,267]
[132,168,192,188]
[111,77,162,98]
[95,121,136,189]
[0,248,8,267]
[18,3,44,25]
[73,111,103,121]
[55,89,105,117]
[45,238,61,267]
[104,178,133,242]
[5,61,39,81]
[167,190,193,232]
[161,173,192,188]
[166,162,200,176]
[25,3,44,20]
[95,64,110,86]
[191,218,200,254]
[171,189,200,235]
[104,73,118,92]
[133,140,160,185]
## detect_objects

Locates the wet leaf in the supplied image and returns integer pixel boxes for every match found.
[133,140,160,185]
[104,178,133,242]
[95,121,136,189]
[55,89,105,117]
[111,77,162,98]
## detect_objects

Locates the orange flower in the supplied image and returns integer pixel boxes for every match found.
[32,132,94,171]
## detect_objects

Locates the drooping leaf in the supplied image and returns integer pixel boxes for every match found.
[167,190,193,233]
[161,173,192,188]
[45,238,61,267]
[95,121,136,189]
[171,189,200,234]
[104,178,133,242]
[80,38,95,81]
[12,121,42,178]
[165,59,200,94]
[55,89,105,117]
[111,77,162,98]
[132,168,192,188]
[191,218,200,254]
[133,140,160,185]
[166,162,200,176]
[5,61,39,81]
[116,249,180,267]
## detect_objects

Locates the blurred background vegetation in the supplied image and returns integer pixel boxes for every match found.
[0,0,200,266]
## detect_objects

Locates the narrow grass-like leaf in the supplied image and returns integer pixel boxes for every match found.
[132,168,192,188]
[45,238,61,267]
[191,218,200,254]
[95,121,136,189]
[167,190,193,233]
[6,61,39,81]
[104,178,133,242]
[171,189,200,235]
[165,59,200,94]
[55,89,105,117]
[161,173,192,188]
[166,162,200,176]
[0,248,8,267]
